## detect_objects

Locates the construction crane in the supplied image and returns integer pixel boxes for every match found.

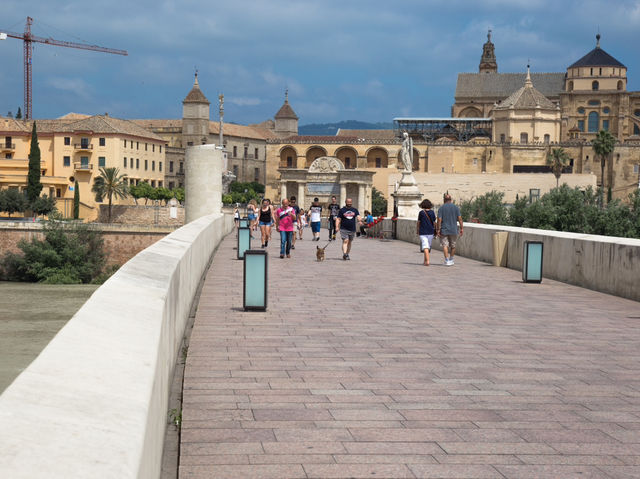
[0,16,128,120]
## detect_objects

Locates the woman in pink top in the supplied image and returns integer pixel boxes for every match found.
[275,198,296,258]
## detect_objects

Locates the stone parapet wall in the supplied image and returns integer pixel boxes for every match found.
[394,218,640,302]
[0,213,235,478]
[98,204,185,226]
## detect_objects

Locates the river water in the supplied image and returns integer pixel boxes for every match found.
[0,281,99,393]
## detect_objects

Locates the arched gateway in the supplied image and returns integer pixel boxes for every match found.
[278,156,374,212]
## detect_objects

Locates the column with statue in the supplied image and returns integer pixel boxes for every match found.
[391,131,423,218]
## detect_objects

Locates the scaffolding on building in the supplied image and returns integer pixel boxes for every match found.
[394,117,492,142]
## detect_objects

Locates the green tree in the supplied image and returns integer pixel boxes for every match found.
[172,187,185,204]
[1,216,107,284]
[26,122,43,209]
[459,191,509,225]
[371,187,387,216]
[592,129,616,205]
[0,189,28,217]
[15,107,22,120]
[546,147,570,188]
[135,181,155,205]
[73,180,80,219]
[31,195,56,218]
[155,187,173,205]
[509,195,528,227]
[92,167,128,223]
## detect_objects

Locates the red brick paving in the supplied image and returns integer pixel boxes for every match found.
[179,232,640,478]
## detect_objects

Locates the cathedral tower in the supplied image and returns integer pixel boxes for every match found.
[182,72,211,147]
[274,90,299,138]
[479,30,498,73]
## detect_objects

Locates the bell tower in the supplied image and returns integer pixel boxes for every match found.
[479,30,498,73]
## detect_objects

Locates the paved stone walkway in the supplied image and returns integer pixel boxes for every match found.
[180,230,640,478]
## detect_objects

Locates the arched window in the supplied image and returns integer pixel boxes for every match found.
[544,134,550,144]
[617,80,624,90]
[588,112,599,132]
[567,80,573,92]
[592,80,599,91]
[634,124,640,136]
[520,132,528,144]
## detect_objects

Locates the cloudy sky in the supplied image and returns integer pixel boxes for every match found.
[1,0,638,125]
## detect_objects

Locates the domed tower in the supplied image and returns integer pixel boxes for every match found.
[565,34,627,93]
[182,72,211,147]
[479,29,497,73]
[274,90,298,138]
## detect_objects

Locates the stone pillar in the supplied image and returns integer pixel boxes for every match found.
[297,182,305,209]
[357,184,365,212]
[185,145,223,223]
[340,183,347,205]
[391,171,423,219]
[280,182,287,203]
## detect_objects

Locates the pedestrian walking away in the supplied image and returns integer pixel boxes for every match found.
[233,205,240,231]
[416,199,436,266]
[308,197,323,241]
[327,195,340,240]
[258,198,274,248]
[335,198,362,260]
[275,198,296,258]
[247,199,258,234]
[436,193,463,266]
[298,208,307,239]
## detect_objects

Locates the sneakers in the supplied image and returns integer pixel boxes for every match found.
[444,258,454,266]
[280,254,284,259]
[265,241,268,247]
[343,254,350,261]
[332,234,336,240]
[449,257,454,265]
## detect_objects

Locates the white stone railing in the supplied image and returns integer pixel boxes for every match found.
[393,218,640,302]
[0,213,234,478]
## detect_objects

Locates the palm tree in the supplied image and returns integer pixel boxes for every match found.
[92,167,128,223]
[546,147,570,188]
[592,129,616,205]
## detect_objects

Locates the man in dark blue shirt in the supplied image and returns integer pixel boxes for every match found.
[335,198,362,260]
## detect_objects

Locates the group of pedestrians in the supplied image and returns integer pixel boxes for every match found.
[416,193,463,266]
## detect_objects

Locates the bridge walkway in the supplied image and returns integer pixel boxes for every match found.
[179,230,640,478]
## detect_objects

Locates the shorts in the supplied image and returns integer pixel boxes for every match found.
[440,234,457,249]
[340,229,355,240]
[248,213,256,221]
[311,221,321,233]
[420,234,434,251]
[258,221,272,226]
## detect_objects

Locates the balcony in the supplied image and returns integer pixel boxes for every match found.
[74,143,93,151]
[73,162,93,171]
[1,143,16,152]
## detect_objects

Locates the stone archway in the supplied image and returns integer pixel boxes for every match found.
[459,106,482,118]
[335,146,358,169]
[279,146,297,168]
[366,147,388,168]
[305,146,327,168]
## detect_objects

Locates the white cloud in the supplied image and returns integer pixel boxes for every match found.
[227,96,261,106]
[46,77,91,98]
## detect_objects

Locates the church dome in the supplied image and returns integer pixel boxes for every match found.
[568,34,625,69]
[494,68,557,110]
[275,91,298,120]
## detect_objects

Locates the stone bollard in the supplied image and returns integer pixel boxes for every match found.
[492,231,509,267]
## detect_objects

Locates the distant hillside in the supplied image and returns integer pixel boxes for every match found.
[298,120,394,136]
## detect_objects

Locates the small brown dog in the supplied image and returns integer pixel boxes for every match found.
[316,244,329,262]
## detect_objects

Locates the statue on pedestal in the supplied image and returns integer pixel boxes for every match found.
[401,131,413,172]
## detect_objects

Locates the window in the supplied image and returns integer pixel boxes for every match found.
[500,133,505,143]
[588,100,600,106]
[160,145,162,153]
[617,80,624,90]
[187,141,193,146]
[151,180,156,188]
[634,110,640,117]
[375,157,381,168]
[169,181,175,189]
[136,141,139,150]
[99,138,105,146]
[254,168,260,182]
[124,139,127,148]
[568,80,573,91]
[169,161,174,173]
[64,137,70,145]
[145,160,148,170]
[544,134,550,144]
[472,158,478,166]
[635,124,640,135]
[158,181,163,188]
[634,164,639,174]
[136,158,140,169]
[602,120,609,131]
[529,189,540,202]
[599,68,602,75]
[80,137,89,148]
[152,144,155,152]
[124,157,127,168]
[152,161,155,171]
[588,112,599,132]
[254,148,259,159]
[233,165,238,177]
[98,156,106,167]
[603,107,610,114]
[56,188,61,198]
[63,156,71,167]
[179,162,184,173]
[244,146,248,158]
[80,156,89,167]
[520,132,528,144]
[145,143,148,151]
[286,156,293,168]
[590,68,593,76]
[233,146,237,157]
[586,155,589,162]
[5,153,11,159]
[577,107,585,114]
[345,157,351,168]
[4,136,11,147]
[578,120,585,131]
[159,161,162,172]
[592,80,599,91]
